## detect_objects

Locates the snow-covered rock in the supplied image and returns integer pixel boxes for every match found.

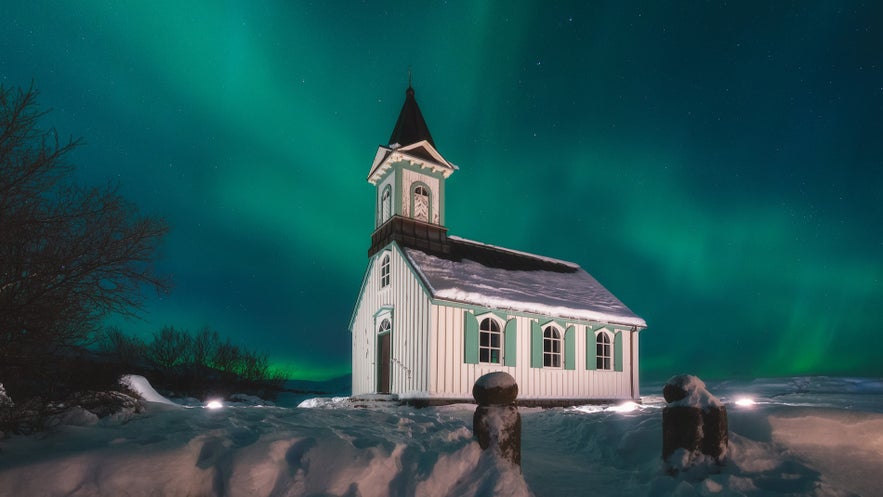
[0,384,13,409]
[229,393,274,407]
[118,374,178,406]
[297,396,351,409]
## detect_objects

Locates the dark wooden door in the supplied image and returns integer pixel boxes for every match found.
[377,333,391,393]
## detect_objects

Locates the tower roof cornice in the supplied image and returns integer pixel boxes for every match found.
[367,141,457,184]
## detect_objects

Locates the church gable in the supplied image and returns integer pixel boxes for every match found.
[348,241,433,333]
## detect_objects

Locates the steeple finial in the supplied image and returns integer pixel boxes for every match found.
[408,65,412,88]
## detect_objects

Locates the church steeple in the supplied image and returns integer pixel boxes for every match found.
[388,85,435,148]
[366,84,457,257]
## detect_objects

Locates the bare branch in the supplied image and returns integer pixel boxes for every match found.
[0,84,169,399]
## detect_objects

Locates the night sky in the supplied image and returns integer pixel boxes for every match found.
[3,2,881,382]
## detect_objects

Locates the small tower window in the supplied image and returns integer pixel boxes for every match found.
[543,326,562,368]
[596,332,612,370]
[413,185,429,222]
[380,185,392,224]
[479,318,502,364]
[380,254,390,288]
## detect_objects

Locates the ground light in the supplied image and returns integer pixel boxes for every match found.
[205,399,224,409]
[734,397,756,407]
[608,401,640,413]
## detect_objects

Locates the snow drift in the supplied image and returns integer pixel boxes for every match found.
[0,376,881,496]
[0,394,530,497]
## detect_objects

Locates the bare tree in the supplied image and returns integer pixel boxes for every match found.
[0,84,169,398]
[191,326,221,368]
[99,326,147,366]
[147,326,191,369]
[212,338,242,374]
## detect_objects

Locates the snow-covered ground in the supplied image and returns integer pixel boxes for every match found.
[1,376,881,496]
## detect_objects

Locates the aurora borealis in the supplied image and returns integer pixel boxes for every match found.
[2,2,881,382]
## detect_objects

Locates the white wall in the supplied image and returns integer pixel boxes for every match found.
[428,306,639,401]
[351,244,433,396]
[353,248,641,401]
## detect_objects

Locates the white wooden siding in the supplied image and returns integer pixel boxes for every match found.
[429,306,639,401]
[351,244,432,396]
[353,247,642,401]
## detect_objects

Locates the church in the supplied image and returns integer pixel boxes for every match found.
[349,85,647,406]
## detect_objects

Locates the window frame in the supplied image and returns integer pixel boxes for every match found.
[478,317,503,364]
[380,185,392,224]
[411,184,430,222]
[596,331,612,370]
[380,253,391,289]
[543,325,563,368]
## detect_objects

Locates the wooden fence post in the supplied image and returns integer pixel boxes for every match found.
[662,374,728,474]
[473,372,521,468]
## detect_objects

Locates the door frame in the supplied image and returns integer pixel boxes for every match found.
[376,329,391,393]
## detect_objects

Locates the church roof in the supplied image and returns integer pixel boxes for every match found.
[399,236,647,328]
[388,86,435,148]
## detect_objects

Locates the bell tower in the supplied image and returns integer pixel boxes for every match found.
[367,85,457,256]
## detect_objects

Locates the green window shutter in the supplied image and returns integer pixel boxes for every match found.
[586,328,596,370]
[564,326,576,370]
[530,321,543,368]
[504,318,517,366]
[614,331,624,372]
[464,312,479,364]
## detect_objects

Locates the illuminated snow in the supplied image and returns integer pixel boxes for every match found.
[1,376,881,496]
[118,374,177,406]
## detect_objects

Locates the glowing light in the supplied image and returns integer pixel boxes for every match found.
[205,399,224,409]
[734,397,756,407]
[608,401,640,413]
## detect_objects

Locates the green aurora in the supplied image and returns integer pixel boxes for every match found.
[2,2,881,381]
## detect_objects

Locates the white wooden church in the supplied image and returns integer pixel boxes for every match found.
[349,86,647,406]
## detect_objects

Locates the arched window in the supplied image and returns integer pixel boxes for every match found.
[413,185,429,222]
[596,332,611,370]
[380,185,392,224]
[479,318,502,364]
[378,318,391,334]
[543,326,562,368]
[380,254,390,288]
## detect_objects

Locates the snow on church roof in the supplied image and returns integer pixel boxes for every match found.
[401,236,647,328]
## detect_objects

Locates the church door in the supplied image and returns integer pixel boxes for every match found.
[377,332,391,393]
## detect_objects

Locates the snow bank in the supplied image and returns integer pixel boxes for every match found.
[0,401,531,497]
[769,411,883,497]
[1,377,881,497]
[118,375,177,406]
[297,396,351,408]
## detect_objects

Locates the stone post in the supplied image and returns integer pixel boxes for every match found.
[472,372,521,468]
[662,374,728,474]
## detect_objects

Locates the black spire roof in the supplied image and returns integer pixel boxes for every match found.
[388,86,435,148]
